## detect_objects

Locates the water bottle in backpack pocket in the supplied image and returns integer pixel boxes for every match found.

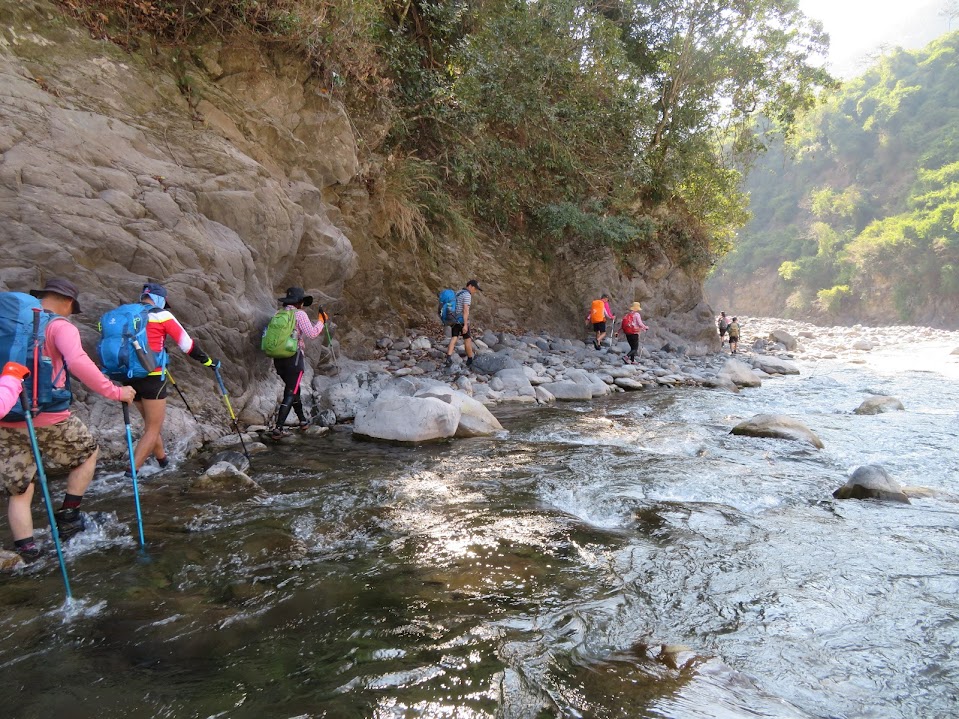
[0,292,73,420]
[98,303,165,379]
[261,308,299,358]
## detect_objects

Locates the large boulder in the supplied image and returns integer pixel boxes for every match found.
[854,396,905,415]
[730,414,824,449]
[493,368,536,397]
[833,465,910,503]
[414,388,503,437]
[353,395,460,443]
[470,353,522,375]
[750,356,800,375]
[540,381,593,401]
[565,368,612,397]
[768,330,798,351]
[718,359,762,388]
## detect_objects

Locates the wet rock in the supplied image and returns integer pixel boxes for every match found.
[209,450,250,474]
[0,549,24,572]
[534,385,555,404]
[731,414,824,448]
[833,465,909,503]
[208,432,260,450]
[314,409,336,428]
[614,377,644,391]
[353,395,460,442]
[854,396,904,415]
[702,376,740,393]
[190,462,262,493]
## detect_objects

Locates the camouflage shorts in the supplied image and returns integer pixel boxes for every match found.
[0,415,99,496]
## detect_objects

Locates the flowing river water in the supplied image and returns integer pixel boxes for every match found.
[2,327,959,719]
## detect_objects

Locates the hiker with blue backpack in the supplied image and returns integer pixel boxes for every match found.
[99,282,220,473]
[0,361,30,417]
[261,287,328,440]
[442,279,481,368]
[0,279,136,562]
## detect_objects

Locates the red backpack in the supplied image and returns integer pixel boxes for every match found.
[621,312,642,334]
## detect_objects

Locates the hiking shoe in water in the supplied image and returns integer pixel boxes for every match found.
[53,508,85,541]
[270,428,292,441]
[14,541,43,563]
[297,420,312,430]
[155,455,170,469]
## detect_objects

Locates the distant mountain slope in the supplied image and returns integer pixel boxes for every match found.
[708,30,959,328]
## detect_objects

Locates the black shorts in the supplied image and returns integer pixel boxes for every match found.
[451,323,471,339]
[719,327,728,337]
[728,335,739,342]
[127,374,168,401]
[592,321,607,333]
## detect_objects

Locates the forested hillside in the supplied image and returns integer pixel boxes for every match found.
[708,31,959,327]
[55,0,830,287]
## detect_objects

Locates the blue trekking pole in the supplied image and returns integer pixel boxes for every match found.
[19,389,72,600]
[213,365,252,465]
[122,403,146,547]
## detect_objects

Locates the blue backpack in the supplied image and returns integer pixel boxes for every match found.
[98,303,166,379]
[438,289,457,326]
[0,292,73,421]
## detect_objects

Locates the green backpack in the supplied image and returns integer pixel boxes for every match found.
[261,308,298,358]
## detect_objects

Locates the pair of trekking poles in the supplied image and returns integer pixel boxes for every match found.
[23,363,249,602]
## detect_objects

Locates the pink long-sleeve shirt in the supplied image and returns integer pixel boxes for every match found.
[287,306,325,351]
[0,318,126,428]
[0,375,21,418]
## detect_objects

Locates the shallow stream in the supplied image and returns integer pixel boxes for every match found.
[2,335,959,719]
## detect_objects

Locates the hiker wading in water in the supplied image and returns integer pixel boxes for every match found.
[270,287,327,440]
[0,279,135,561]
[118,283,220,473]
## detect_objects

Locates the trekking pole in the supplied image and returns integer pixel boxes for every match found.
[164,368,198,422]
[325,324,336,363]
[19,389,72,600]
[607,316,617,348]
[213,366,252,464]
[121,403,146,548]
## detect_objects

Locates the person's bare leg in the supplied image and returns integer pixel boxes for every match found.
[8,481,36,542]
[133,398,166,470]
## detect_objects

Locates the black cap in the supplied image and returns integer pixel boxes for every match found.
[278,287,314,306]
[31,278,81,314]
[466,279,482,291]
[141,282,172,309]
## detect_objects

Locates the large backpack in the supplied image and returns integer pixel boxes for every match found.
[621,312,643,335]
[437,289,457,326]
[589,299,607,324]
[261,308,299,358]
[0,292,73,421]
[98,303,166,379]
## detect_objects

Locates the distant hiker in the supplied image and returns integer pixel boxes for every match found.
[100,282,220,472]
[264,287,328,440]
[586,293,614,349]
[444,280,481,368]
[0,279,135,561]
[616,302,649,363]
[728,317,741,354]
[717,311,729,345]
[0,361,29,418]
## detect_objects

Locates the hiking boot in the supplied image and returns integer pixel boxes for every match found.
[14,541,43,563]
[444,355,453,367]
[155,455,170,469]
[270,428,292,441]
[465,356,473,367]
[297,420,312,430]
[53,508,85,541]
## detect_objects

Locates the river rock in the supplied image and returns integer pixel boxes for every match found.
[750,356,800,375]
[854,396,905,415]
[0,549,24,572]
[833,465,909,503]
[702,376,740,393]
[414,389,503,437]
[541,381,593,401]
[768,330,798,350]
[493,368,536,397]
[731,414,824,448]
[615,377,645,391]
[209,450,250,474]
[718,358,762,388]
[411,336,432,351]
[191,462,262,493]
[534,385,555,404]
[470,353,521,375]
[851,339,875,351]
[353,395,460,442]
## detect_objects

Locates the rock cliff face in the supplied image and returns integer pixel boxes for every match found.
[0,1,718,450]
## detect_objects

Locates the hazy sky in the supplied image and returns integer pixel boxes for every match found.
[800,0,947,76]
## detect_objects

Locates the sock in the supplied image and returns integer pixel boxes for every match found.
[61,494,82,510]
[14,537,36,550]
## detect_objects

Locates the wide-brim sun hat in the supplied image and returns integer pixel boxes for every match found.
[31,278,82,314]
[630,302,642,311]
[278,287,314,306]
